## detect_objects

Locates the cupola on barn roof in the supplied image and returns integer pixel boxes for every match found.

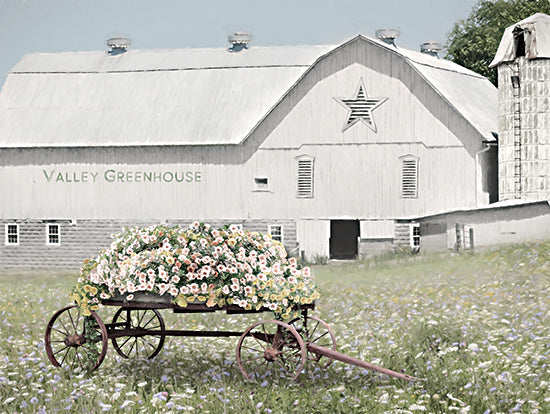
[490,12,550,67]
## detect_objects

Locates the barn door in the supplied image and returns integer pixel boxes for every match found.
[330,220,359,259]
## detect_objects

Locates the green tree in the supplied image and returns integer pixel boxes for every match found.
[445,0,550,85]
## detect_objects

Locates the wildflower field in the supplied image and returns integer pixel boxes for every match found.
[0,241,549,413]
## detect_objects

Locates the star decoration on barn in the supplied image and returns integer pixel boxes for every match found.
[335,79,388,132]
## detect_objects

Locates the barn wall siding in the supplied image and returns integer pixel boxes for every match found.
[418,202,550,252]
[0,144,478,220]
[0,36,504,268]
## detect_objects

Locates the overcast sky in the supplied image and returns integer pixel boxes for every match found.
[0,0,479,88]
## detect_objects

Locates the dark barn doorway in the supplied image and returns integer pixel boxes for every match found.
[329,220,359,259]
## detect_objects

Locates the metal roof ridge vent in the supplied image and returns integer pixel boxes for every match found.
[375,28,400,46]
[420,41,442,57]
[106,37,131,55]
[228,31,252,52]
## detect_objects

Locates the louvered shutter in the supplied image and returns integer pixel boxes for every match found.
[401,158,418,198]
[297,157,314,198]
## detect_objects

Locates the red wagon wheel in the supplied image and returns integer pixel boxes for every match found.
[236,320,306,382]
[289,315,337,369]
[44,305,108,371]
[111,308,166,360]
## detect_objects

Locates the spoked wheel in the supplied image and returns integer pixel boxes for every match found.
[44,305,108,371]
[289,316,337,369]
[236,319,306,382]
[111,308,166,360]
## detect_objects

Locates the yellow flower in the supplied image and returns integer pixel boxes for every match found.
[83,285,98,295]
[227,238,237,247]
[175,295,187,308]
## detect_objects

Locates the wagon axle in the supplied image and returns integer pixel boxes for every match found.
[64,334,86,347]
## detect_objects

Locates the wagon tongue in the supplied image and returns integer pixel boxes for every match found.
[306,342,425,382]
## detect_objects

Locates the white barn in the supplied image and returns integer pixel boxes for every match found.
[0,32,501,268]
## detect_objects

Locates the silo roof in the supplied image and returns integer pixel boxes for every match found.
[490,12,550,67]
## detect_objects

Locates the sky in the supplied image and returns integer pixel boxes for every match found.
[0,0,479,88]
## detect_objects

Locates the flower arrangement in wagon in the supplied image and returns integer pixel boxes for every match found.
[72,222,319,320]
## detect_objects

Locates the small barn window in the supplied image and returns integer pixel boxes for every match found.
[410,223,420,249]
[47,224,60,245]
[254,177,269,191]
[296,155,314,198]
[268,225,284,243]
[5,224,19,245]
[400,155,419,198]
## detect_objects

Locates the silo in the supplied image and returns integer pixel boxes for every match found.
[490,13,550,201]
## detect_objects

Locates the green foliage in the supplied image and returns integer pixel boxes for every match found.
[445,0,550,84]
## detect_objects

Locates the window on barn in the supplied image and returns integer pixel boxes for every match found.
[268,225,283,243]
[254,177,269,191]
[296,155,314,198]
[5,224,19,245]
[47,224,60,245]
[410,223,420,250]
[400,155,419,198]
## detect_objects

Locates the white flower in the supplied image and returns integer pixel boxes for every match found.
[468,343,479,352]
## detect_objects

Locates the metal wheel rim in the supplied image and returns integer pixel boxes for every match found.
[289,315,337,369]
[44,305,108,371]
[111,308,166,360]
[236,319,306,382]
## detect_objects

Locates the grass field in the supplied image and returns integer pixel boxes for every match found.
[0,241,549,413]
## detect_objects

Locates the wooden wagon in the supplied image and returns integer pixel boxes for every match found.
[45,293,420,382]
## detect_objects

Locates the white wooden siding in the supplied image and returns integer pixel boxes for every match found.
[297,219,329,261]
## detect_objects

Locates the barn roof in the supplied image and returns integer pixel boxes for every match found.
[490,13,550,67]
[0,35,496,148]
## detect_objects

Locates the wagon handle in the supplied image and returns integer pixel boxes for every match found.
[306,342,426,382]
